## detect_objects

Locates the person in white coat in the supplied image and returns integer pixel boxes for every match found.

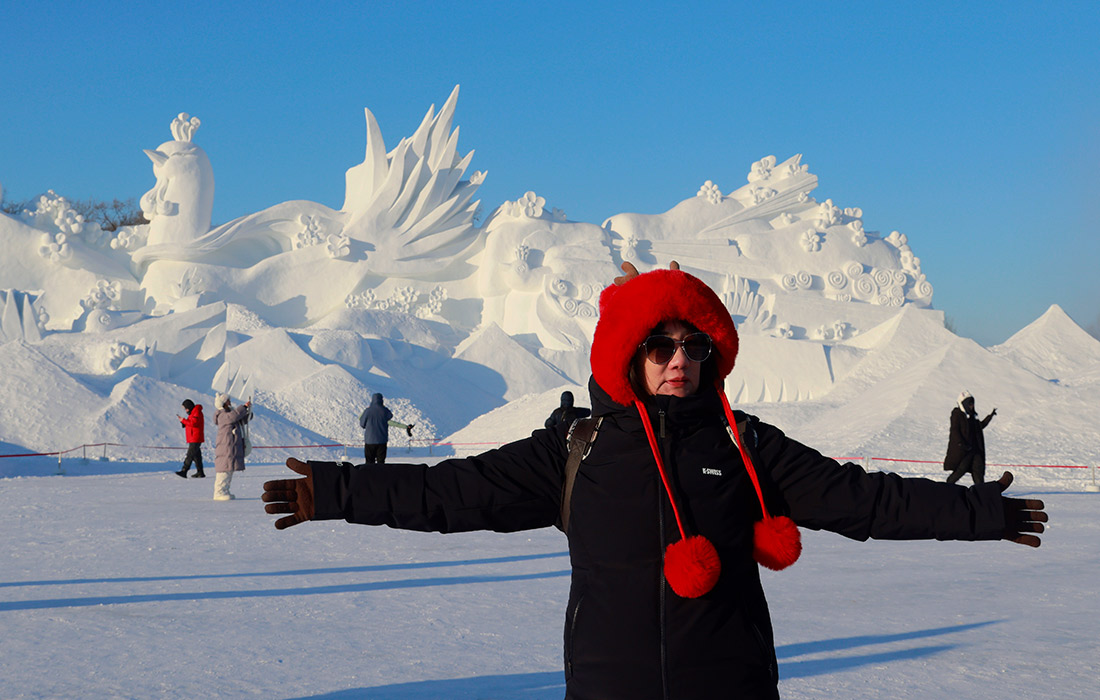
[213,394,252,501]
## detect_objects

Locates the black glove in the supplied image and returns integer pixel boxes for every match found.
[406,423,414,437]
[262,458,315,530]
[995,471,1046,547]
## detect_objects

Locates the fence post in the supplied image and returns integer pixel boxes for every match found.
[56,451,65,475]
[100,443,108,462]
[863,456,871,472]
[1087,465,1099,493]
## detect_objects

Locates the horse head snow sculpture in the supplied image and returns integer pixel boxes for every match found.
[140,113,214,248]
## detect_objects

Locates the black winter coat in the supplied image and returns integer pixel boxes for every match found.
[943,407,993,471]
[310,378,1008,700]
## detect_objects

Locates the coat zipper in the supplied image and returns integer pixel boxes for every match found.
[656,405,670,699]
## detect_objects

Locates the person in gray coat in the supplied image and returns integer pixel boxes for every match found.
[358,393,413,464]
[213,393,252,500]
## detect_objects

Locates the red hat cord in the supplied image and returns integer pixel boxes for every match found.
[717,387,802,571]
[634,399,722,599]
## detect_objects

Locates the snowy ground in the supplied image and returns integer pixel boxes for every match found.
[1,451,1096,700]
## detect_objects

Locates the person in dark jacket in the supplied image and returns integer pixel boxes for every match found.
[263,262,1046,700]
[944,390,997,484]
[175,399,206,478]
[544,390,591,429]
[358,393,413,464]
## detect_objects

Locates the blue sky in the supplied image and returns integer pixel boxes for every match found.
[2,0,1097,345]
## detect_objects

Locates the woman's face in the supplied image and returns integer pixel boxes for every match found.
[640,321,704,397]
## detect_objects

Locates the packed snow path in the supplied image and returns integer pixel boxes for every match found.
[1,460,1096,699]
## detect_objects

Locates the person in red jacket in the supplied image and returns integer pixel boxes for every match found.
[175,399,206,478]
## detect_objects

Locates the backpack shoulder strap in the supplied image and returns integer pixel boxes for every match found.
[557,416,603,533]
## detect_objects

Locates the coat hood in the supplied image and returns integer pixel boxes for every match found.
[371,393,384,405]
[590,267,739,406]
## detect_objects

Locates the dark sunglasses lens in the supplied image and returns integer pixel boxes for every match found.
[645,336,677,364]
[683,334,712,361]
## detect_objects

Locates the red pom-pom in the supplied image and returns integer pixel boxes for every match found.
[753,516,802,571]
[663,535,721,598]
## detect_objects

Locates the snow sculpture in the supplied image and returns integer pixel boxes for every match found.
[800,229,822,252]
[504,192,547,218]
[697,180,722,204]
[0,289,46,343]
[140,113,214,248]
[341,86,483,274]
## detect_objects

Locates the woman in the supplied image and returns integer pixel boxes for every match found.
[944,390,997,484]
[213,393,251,501]
[263,263,1045,699]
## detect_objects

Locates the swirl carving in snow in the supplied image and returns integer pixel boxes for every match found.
[780,273,799,292]
[826,270,848,289]
[697,180,722,204]
[914,275,934,299]
[748,156,776,182]
[852,274,877,300]
[873,269,894,288]
[794,271,813,289]
[844,261,864,280]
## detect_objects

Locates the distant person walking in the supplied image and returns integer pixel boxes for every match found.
[544,390,591,429]
[213,394,251,500]
[175,399,206,479]
[358,393,413,464]
[944,390,997,484]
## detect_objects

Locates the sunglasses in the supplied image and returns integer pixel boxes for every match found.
[639,333,713,365]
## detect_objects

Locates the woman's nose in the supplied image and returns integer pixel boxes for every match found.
[667,345,690,367]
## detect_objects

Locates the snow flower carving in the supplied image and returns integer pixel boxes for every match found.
[774,322,794,339]
[797,192,810,204]
[469,170,486,185]
[800,229,822,253]
[389,286,417,314]
[513,244,530,275]
[813,324,834,341]
[111,226,148,251]
[750,187,776,205]
[843,207,863,219]
[325,233,351,259]
[748,156,776,183]
[294,215,326,249]
[345,289,376,310]
[512,191,546,218]
[777,212,796,226]
[784,156,810,178]
[832,321,852,339]
[697,180,722,204]
[38,232,72,263]
[816,199,841,228]
[81,280,122,311]
[415,286,447,318]
[848,220,867,247]
[885,230,907,248]
[620,234,639,260]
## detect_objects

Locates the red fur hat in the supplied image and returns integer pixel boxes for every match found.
[591,268,739,405]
